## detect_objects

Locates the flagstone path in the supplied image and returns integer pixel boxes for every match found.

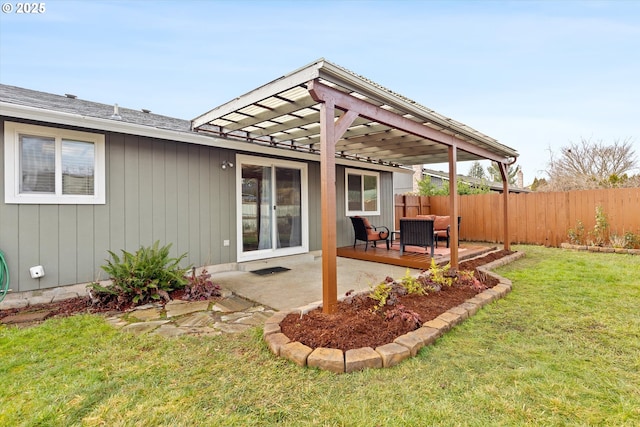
[107,293,275,338]
[2,291,275,338]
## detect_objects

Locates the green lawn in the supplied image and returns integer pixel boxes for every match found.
[1,245,639,426]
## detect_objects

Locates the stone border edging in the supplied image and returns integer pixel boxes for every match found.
[560,243,640,255]
[263,250,526,373]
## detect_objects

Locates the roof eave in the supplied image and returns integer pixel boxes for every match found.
[1,101,404,174]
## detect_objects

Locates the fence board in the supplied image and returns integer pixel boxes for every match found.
[397,188,640,247]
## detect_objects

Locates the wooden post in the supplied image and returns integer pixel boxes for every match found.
[310,81,360,315]
[319,99,338,314]
[448,145,459,268]
[499,163,511,251]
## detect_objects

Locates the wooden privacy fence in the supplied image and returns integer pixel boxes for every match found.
[395,188,640,247]
[394,195,430,230]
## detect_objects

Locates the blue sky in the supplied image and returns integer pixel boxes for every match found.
[1,0,639,184]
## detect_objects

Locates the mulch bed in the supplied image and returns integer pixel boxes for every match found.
[279,250,511,351]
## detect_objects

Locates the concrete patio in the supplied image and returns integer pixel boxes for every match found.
[209,251,422,311]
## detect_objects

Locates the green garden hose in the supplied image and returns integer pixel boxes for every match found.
[0,250,9,303]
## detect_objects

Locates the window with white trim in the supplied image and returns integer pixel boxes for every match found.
[4,122,106,204]
[345,168,380,216]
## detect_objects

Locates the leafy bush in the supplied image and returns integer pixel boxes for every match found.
[385,304,422,329]
[183,268,222,301]
[89,241,189,307]
[369,281,394,311]
[567,207,640,250]
[590,205,610,246]
[400,268,426,295]
[427,259,453,288]
[568,220,586,245]
[624,231,640,249]
[610,234,627,249]
[370,270,429,312]
[458,270,486,292]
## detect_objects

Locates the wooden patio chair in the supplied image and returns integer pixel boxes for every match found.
[349,216,390,251]
[399,218,435,257]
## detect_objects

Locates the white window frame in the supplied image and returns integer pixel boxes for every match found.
[345,168,380,216]
[4,122,106,204]
[236,154,309,262]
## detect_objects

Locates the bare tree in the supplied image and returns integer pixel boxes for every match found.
[542,137,638,191]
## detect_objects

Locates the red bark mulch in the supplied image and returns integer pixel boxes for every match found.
[279,250,512,351]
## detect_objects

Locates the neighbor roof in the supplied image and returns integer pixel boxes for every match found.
[192,58,519,166]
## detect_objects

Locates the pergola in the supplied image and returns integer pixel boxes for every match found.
[192,59,519,314]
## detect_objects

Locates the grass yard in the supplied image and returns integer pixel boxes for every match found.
[1,245,639,426]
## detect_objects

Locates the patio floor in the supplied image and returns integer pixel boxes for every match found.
[336,242,496,270]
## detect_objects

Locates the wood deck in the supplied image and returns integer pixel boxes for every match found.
[336,242,496,270]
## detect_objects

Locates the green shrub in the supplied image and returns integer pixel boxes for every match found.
[610,234,627,249]
[400,268,426,295]
[458,269,486,291]
[369,282,393,311]
[428,258,453,288]
[590,205,610,246]
[624,231,640,249]
[568,220,586,245]
[89,241,189,306]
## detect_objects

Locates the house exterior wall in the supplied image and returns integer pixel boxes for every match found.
[1,118,239,292]
[393,171,415,195]
[1,117,394,293]
[336,166,395,245]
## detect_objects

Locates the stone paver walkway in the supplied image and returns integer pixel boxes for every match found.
[1,291,274,338]
[106,293,275,338]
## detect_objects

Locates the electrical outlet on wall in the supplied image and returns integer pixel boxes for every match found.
[223,240,230,247]
[29,265,45,279]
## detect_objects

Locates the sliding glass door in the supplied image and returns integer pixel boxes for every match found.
[237,155,308,261]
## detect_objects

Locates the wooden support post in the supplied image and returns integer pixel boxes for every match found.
[309,81,360,315]
[319,99,338,314]
[499,163,511,251]
[448,145,459,268]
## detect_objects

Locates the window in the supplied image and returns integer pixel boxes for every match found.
[345,168,380,215]
[4,122,105,204]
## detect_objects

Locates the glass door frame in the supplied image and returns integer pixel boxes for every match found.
[236,154,309,262]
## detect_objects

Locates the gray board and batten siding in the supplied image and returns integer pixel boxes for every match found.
[0,117,394,293]
[1,119,231,292]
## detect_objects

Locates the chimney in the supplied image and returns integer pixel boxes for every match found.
[517,169,524,188]
[412,165,423,193]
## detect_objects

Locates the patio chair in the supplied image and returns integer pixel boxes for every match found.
[433,216,461,248]
[399,218,435,257]
[350,216,390,251]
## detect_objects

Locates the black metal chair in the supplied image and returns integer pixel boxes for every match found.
[399,218,435,257]
[349,216,390,251]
